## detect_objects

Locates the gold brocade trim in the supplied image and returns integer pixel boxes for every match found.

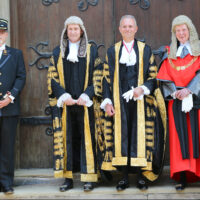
[84,44,95,174]
[113,41,122,158]
[54,170,73,178]
[145,97,154,105]
[94,57,102,67]
[53,117,60,129]
[149,72,157,77]
[54,131,63,137]
[168,56,197,71]
[154,88,167,166]
[57,52,65,89]
[146,141,153,147]
[154,88,167,143]
[101,162,116,171]
[149,66,157,72]
[145,128,154,133]
[149,54,155,65]
[146,135,153,140]
[57,51,67,175]
[142,171,158,182]
[63,171,73,178]
[112,157,127,166]
[81,174,98,182]
[142,161,152,171]
[137,41,146,159]
[145,121,154,126]
[131,158,147,167]
[103,63,111,84]
[84,44,91,90]
[84,107,95,173]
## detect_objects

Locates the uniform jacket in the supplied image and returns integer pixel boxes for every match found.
[0,46,26,116]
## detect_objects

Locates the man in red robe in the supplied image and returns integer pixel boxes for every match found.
[157,15,200,190]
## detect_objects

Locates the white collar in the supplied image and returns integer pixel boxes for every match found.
[120,40,136,66]
[67,40,80,63]
[0,44,6,51]
[69,40,80,48]
[176,41,192,57]
[123,40,134,50]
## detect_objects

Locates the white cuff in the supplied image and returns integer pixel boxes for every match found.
[100,98,113,111]
[182,94,193,113]
[171,91,176,99]
[57,93,71,107]
[133,94,144,101]
[80,93,93,107]
[140,85,150,95]
[3,94,15,103]
[132,85,149,101]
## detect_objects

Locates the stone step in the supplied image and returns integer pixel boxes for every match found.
[0,167,199,199]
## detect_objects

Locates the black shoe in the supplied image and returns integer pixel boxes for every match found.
[116,179,129,191]
[59,179,73,192]
[83,182,94,191]
[175,182,186,191]
[137,179,148,190]
[2,186,14,195]
[176,171,187,191]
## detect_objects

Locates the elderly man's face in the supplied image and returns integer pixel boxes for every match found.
[175,24,190,44]
[119,18,138,42]
[67,24,82,43]
[0,30,8,46]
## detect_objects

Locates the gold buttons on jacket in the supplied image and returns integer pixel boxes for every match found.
[0,93,2,96]
[0,82,2,85]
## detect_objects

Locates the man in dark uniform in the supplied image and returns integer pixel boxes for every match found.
[0,19,26,194]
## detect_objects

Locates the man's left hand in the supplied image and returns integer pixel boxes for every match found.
[0,97,12,109]
[133,87,144,98]
[175,88,191,100]
[77,97,87,106]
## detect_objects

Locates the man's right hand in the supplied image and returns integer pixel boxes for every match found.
[63,97,76,106]
[105,104,115,117]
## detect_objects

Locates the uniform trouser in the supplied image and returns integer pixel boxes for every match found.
[0,116,18,188]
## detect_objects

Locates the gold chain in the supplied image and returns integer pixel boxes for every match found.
[168,56,197,71]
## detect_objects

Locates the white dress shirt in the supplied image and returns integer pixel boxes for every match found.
[120,40,136,66]
[0,43,6,59]
[67,40,80,63]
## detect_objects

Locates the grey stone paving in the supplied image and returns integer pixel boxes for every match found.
[0,167,199,199]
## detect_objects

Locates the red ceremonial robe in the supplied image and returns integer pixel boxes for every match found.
[157,46,200,182]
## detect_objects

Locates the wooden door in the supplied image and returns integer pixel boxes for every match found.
[10,0,200,168]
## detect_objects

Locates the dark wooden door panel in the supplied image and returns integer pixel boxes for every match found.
[10,0,200,168]
[10,0,114,168]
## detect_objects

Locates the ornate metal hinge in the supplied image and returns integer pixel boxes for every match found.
[129,0,150,10]
[78,0,99,11]
[42,0,60,6]
[29,41,52,70]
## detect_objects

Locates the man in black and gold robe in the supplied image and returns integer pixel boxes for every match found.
[100,15,167,190]
[47,16,101,192]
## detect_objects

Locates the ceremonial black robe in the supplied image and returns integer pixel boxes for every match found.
[47,43,100,182]
[100,40,167,181]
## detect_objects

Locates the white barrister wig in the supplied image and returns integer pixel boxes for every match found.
[169,15,200,59]
[60,16,88,58]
